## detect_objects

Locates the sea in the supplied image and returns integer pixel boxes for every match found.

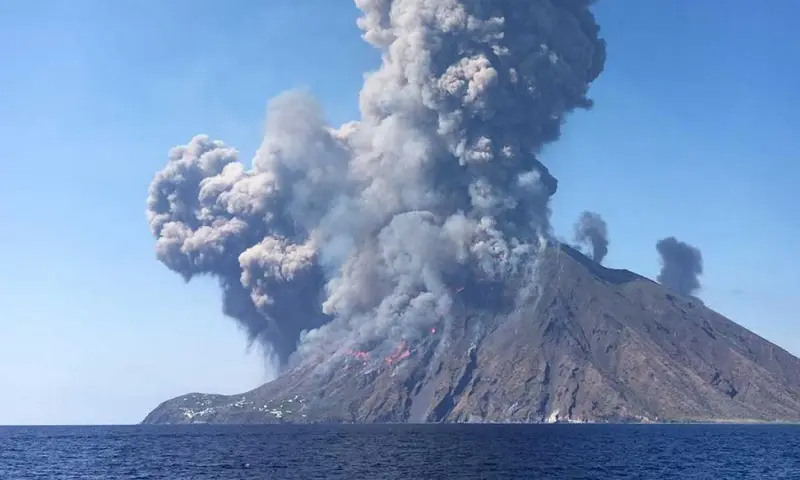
[1,424,798,479]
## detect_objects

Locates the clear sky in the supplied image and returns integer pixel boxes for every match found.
[0,0,797,425]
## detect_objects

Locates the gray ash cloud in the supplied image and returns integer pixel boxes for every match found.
[146,0,607,369]
[656,237,704,297]
[573,211,609,264]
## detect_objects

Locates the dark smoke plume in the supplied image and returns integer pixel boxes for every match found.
[573,211,608,263]
[656,237,703,297]
[146,0,607,369]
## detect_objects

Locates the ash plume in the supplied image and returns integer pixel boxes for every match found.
[573,211,608,263]
[656,237,703,297]
[146,0,607,369]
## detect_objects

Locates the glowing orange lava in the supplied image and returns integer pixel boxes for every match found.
[344,349,370,362]
[385,340,410,367]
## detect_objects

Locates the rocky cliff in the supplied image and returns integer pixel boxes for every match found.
[143,244,800,424]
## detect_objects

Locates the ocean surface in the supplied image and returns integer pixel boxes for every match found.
[1,424,799,479]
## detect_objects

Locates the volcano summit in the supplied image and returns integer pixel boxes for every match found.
[143,1,800,424]
[143,244,800,424]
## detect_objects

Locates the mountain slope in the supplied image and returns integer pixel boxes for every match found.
[142,244,800,424]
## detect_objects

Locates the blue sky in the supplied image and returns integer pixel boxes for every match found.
[0,0,797,425]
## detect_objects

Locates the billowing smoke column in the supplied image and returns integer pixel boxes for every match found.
[573,211,608,263]
[656,237,704,297]
[146,0,606,369]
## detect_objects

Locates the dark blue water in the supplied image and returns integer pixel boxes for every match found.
[1,424,799,479]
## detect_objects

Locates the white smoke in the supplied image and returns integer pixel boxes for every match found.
[146,0,607,369]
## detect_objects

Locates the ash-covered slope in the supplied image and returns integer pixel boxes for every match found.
[142,244,800,424]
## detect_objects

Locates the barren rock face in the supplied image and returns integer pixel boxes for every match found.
[143,244,800,425]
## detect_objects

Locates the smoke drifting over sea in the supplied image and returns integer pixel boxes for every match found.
[573,211,608,264]
[146,0,607,368]
[656,237,704,297]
